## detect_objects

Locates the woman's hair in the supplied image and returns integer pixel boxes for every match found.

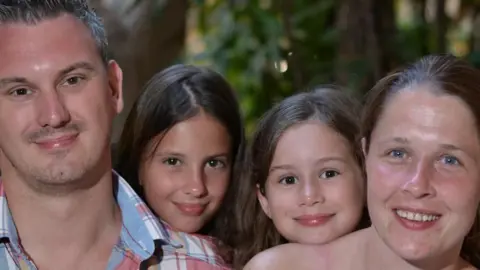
[225,87,369,269]
[115,64,246,239]
[361,54,480,267]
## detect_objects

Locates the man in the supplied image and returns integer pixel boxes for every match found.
[0,1,227,269]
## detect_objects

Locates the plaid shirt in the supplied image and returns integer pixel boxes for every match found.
[0,171,231,269]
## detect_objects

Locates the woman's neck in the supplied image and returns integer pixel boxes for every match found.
[363,226,470,270]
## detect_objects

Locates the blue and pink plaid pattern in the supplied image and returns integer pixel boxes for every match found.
[0,171,230,269]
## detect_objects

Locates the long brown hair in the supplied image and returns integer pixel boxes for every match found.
[361,54,480,267]
[115,64,246,247]
[225,87,369,269]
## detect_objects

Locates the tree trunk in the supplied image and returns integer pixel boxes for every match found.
[436,0,447,53]
[335,0,396,94]
[372,0,397,75]
[92,0,188,142]
[281,0,304,91]
[335,0,371,88]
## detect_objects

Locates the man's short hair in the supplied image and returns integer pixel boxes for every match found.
[0,0,108,63]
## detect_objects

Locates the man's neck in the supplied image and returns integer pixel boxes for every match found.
[3,168,122,269]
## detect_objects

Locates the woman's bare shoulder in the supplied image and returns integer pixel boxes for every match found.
[243,243,328,270]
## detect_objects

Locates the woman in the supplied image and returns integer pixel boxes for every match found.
[115,64,245,267]
[224,87,368,269]
[245,54,480,270]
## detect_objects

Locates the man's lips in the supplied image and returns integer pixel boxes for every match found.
[34,133,79,150]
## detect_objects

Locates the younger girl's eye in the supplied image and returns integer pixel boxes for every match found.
[163,157,181,166]
[279,176,298,185]
[320,170,339,179]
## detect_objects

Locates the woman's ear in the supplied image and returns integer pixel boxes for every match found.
[256,184,272,219]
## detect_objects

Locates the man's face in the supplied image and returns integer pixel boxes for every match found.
[0,14,123,193]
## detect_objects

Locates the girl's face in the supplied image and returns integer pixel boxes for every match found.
[139,111,232,233]
[258,122,364,244]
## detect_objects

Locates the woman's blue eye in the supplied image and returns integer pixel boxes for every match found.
[442,155,459,166]
[389,149,405,159]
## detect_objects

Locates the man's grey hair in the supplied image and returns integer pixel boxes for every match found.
[0,0,108,64]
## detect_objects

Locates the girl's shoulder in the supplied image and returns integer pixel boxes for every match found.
[243,243,327,270]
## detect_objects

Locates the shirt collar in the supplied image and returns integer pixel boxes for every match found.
[0,171,182,257]
[113,170,182,257]
[0,182,15,242]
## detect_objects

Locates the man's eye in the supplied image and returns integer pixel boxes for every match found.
[10,88,31,96]
[63,76,85,86]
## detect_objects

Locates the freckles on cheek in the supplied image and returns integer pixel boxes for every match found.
[367,163,398,195]
[440,180,480,210]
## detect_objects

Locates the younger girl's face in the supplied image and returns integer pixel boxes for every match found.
[258,122,364,244]
[139,111,232,233]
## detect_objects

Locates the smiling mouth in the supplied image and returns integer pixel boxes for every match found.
[393,208,442,231]
[395,209,441,222]
[293,214,335,227]
[174,203,207,216]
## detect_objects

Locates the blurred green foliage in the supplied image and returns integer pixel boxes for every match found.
[188,0,339,133]
[181,0,480,133]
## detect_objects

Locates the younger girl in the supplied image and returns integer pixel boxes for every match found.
[225,87,368,268]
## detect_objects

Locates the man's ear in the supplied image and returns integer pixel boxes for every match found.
[361,137,367,158]
[256,184,272,219]
[107,60,124,114]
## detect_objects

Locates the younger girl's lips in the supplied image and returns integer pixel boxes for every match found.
[293,214,335,227]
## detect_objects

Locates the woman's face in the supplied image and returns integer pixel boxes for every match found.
[365,85,480,263]
[258,122,364,244]
[139,111,232,233]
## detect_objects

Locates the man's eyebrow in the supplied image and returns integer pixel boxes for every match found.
[58,62,96,78]
[0,77,28,89]
[0,62,97,89]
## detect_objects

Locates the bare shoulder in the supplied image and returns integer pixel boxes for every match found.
[243,243,328,270]
[242,244,292,270]
[243,229,369,270]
